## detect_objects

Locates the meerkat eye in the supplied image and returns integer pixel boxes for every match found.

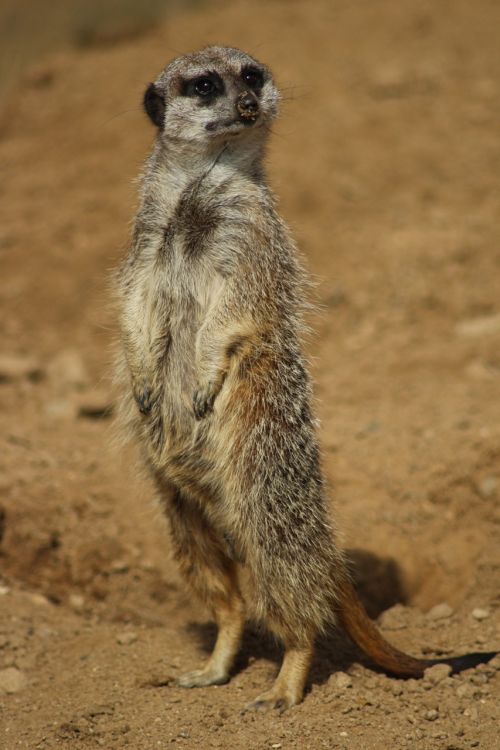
[241,66,264,91]
[195,78,215,96]
[182,73,223,100]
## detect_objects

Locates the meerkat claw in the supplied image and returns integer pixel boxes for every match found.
[192,385,216,420]
[133,380,153,415]
[244,692,297,713]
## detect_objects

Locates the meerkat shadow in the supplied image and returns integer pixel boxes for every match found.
[184,548,408,687]
[344,548,408,619]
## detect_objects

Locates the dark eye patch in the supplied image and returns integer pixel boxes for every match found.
[241,66,265,91]
[181,72,225,102]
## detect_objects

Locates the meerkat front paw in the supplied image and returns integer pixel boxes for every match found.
[133,380,154,415]
[192,382,218,420]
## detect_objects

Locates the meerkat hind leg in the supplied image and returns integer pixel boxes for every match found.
[246,642,314,712]
[163,487,245,689]
[176,591,245,688]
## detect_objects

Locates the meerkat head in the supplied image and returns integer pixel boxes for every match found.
[143,46,279,145]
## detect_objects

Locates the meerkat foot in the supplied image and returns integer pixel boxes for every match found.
[176,667,229,688]
[245,643,312,712]
[244,686,301,713]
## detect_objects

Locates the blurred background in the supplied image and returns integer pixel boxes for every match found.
[0,0,186,97]
[0,1,499,747]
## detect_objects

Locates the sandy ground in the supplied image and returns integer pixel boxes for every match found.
[1,1,500,748]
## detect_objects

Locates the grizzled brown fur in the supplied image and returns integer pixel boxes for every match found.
[115,46,496,710]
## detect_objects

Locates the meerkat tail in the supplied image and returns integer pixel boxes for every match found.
[337,578,498,677]
[336,578,428,677]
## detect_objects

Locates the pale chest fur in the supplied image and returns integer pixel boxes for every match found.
[118,160,254,453]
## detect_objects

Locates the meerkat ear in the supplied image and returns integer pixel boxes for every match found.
[143,83,165,128]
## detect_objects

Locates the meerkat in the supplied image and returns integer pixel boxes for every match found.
[115,46,496,710]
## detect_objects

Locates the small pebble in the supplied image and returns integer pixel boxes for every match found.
[110,560,129,573]
[456,684,471,698]
[330,671,353,689]
[0,355,43,383]
[471,608,490,621]
[379,603,408,630]
[0,667,28,694]
[28,592,51,606]
[469,672,488,685]
[69,594,85,612]
[477,477,497,498]
[424,709,439,721]
[464,707,479,721]
[424,664,452,685]
[44,399,76,419]
[455,313,500,337]
[75,390,113,419]
[487,654,500,671]
[465,361,495,381]
[116,632,138,645]
[426,603,453,621]
[47,349,88,388]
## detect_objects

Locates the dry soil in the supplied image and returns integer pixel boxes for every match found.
[1,1,499,748]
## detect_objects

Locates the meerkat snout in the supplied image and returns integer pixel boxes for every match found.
[236,91,259,121]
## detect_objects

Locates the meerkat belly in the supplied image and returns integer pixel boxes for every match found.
[134,244,223,463]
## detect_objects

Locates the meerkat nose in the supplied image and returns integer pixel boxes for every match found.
[236,91,259,120]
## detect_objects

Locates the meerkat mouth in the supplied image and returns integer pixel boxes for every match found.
[205,117,261,134]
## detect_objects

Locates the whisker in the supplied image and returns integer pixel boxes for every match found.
[101,107,143,126]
